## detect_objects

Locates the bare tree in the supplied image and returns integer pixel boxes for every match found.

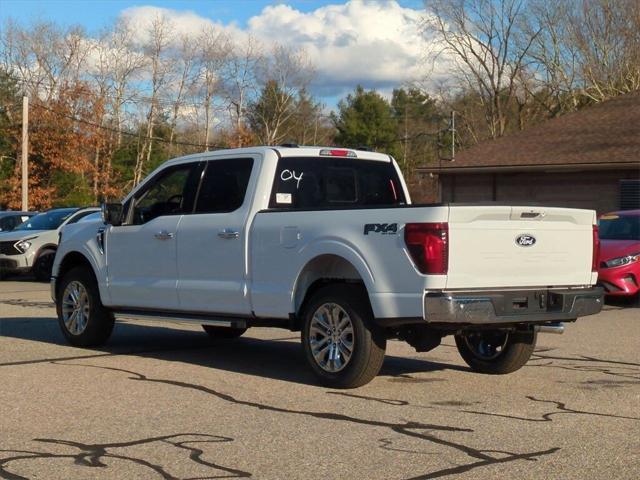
[166,34,198,152]
[0,20,91,101]
[105,18,145,148]
[521,0,581,115]
[133,14,174,186]
[425,0,541,138]
[222,34,263,147]
[249,44,314,145]
[571,0,640,102]
[194,25,231,150]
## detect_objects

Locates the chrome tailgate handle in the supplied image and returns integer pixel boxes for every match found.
[218,229,240,239]
[154,230,174,240]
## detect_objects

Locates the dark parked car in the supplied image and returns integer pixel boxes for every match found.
[0,211,36,233]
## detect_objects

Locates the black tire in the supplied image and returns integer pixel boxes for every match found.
[455,328,537,374]
[33,250,56,282]
[301,284,386,389]
[56,266,114,347]
[202,325,247,339]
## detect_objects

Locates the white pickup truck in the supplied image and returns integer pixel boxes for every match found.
[51,146,603,388]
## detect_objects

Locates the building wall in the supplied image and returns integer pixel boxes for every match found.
[437,169,639,213]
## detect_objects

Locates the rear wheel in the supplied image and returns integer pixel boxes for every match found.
[33,250,56,282]
[202,325,247,339]
[455,328,536,374]
[56,266,114,346]
[301,284,386,388]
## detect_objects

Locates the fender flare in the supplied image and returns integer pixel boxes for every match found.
[34,244,58,263]
[290,238,375,314]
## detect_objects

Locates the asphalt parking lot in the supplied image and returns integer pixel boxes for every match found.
[0,279,638,480]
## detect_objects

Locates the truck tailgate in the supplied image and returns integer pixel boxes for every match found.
[446,206,596,289]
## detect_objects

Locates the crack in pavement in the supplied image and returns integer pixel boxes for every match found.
[0,433,251,479]
[527,352,640,381]
[328,388,640,424]
[30,360,560,480]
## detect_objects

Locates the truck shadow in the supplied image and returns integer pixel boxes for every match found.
[0,316,465,386]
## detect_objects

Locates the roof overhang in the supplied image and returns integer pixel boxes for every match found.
[417,161,640,175]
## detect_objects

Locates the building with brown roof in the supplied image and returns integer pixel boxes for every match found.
[416,93,640,213]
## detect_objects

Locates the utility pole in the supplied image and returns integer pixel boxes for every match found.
[21,96,28,210]
[450,110,456,161]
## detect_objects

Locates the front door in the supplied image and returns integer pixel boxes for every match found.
[106,162,201,310]
[177,157,256,315]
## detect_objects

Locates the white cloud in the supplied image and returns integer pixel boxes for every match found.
[119,1,450,100]
[248,2,434,92]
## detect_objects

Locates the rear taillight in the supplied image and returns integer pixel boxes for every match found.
[592,224,600,272]
[404,223,448,274]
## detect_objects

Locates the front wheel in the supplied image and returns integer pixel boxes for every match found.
[56,266,114,346]
[301,285,386,388]
[455,328,536,374]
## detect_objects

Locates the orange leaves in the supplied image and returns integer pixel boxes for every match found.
[16,82,117,209]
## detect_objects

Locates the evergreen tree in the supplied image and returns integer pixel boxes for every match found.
[332,86,398,157]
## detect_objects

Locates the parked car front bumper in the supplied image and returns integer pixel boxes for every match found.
[597,262,640,297]
[424,287,603,325]
[0,253,32,275]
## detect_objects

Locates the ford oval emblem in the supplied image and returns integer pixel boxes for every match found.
[516,234,536,247]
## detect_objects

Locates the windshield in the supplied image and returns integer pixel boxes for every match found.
[598,215,640,241]
[14,209,77,231]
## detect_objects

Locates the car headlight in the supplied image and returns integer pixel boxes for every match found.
[15,240,32,253]
[603,253,640,268]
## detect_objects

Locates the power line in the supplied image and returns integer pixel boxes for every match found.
[30,102,227,151]
[6,72,217,111]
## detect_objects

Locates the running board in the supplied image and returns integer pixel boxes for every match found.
[114,311,247,329]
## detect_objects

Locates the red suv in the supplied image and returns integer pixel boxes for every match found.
[597,210,640,299]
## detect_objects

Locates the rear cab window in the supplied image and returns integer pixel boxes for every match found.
[269,157,406,210]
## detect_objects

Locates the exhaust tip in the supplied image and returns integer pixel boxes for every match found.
[534,323,565,334]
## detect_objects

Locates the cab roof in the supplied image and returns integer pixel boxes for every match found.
[163,146,393,168]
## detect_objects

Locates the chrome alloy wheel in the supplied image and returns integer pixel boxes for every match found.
[463,331,509,360]
[61,281,90,335]
[309,303,355,373]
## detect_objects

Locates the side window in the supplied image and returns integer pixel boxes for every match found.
[195,158,253,214]
[66,210,96,225]
[130,164,197,225]
[0,217,13,231]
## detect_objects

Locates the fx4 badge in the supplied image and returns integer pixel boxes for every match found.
[515,234,536,246]
[364,223,398,235]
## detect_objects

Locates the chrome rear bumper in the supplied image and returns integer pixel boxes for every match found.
[424,287,603,325]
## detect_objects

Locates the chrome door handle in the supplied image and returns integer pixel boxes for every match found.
[218,229,240,239]
[154,230,174,240]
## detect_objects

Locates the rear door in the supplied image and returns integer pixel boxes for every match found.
[446,206,596,289]
[176,157,256,315]
[105,162,202,309]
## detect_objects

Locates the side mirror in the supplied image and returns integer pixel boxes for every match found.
[101,203,124,226]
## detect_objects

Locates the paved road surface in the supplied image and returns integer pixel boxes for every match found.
[1,279,638,479]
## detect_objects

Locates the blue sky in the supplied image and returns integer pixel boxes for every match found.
[1,0,425,33]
